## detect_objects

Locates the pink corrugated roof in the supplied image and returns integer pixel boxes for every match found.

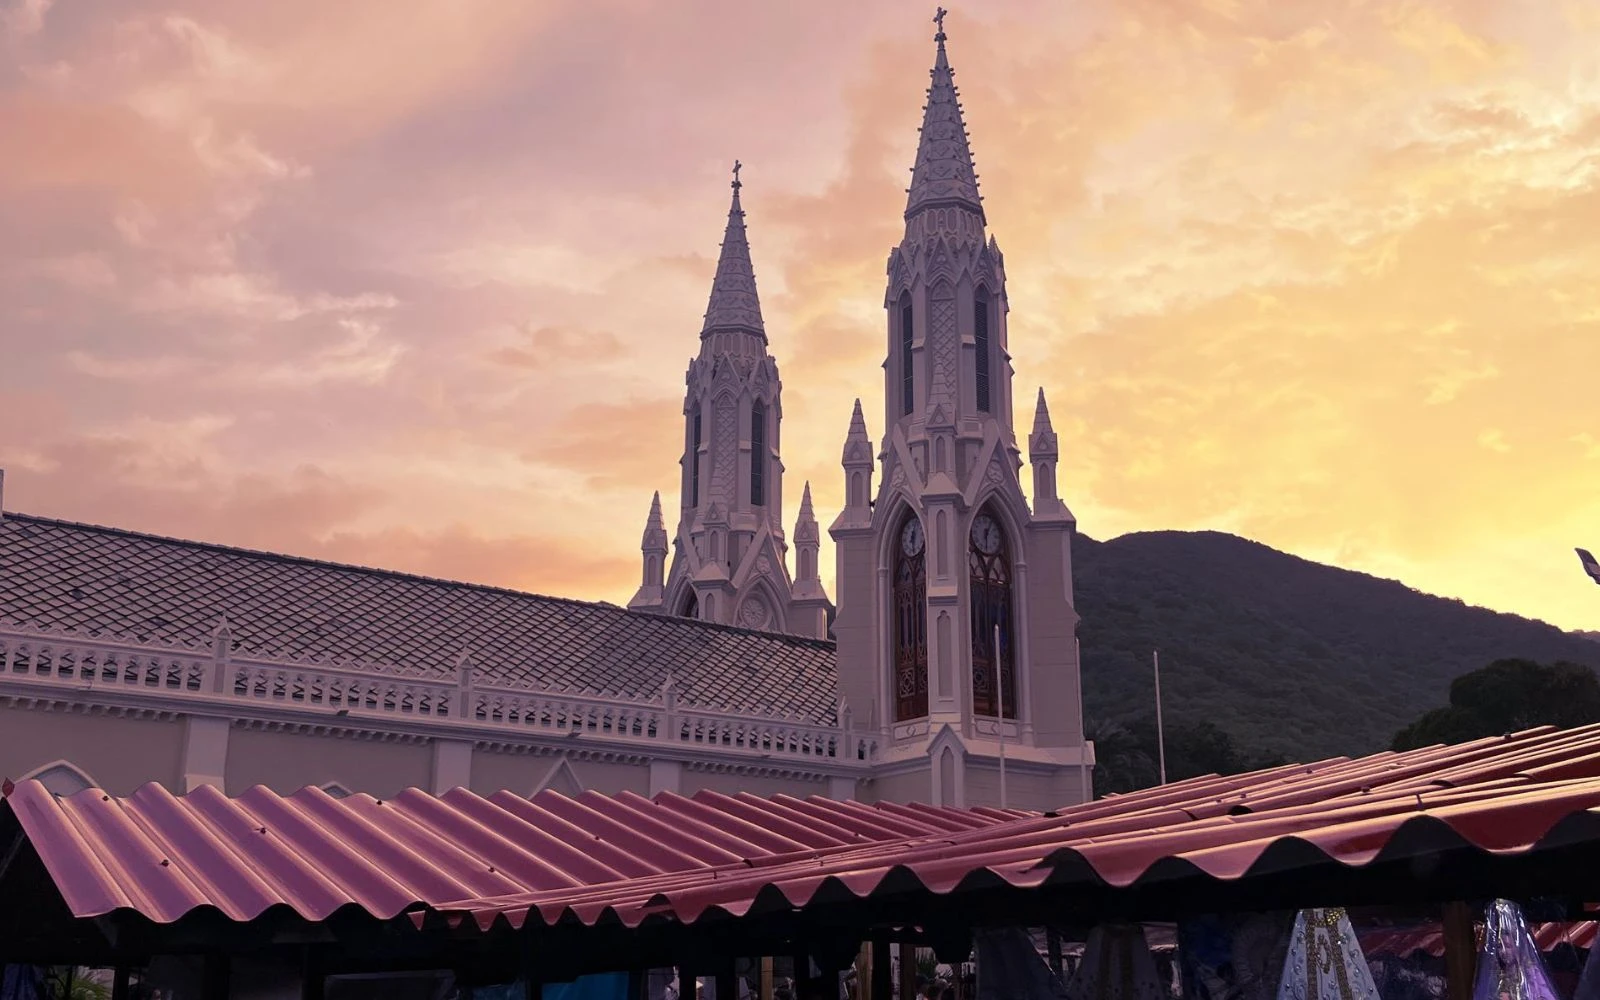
[0,782,1021,925]
[8,724,1600,935]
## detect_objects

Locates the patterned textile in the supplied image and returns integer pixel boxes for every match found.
[1179,913,1297,1000]
[1276,909,1381,1000]
[1066,924,1166,1000]
[1472,900,1560,1000]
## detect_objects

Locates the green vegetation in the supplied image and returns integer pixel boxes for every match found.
[1075,531,1600,778]
[1391,658,1600,750]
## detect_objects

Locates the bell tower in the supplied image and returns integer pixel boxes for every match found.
[631,164,832,638]
[831,11,1091,809]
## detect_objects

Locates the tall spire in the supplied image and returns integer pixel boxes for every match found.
[701,159,766,340]
[905,8,983,222]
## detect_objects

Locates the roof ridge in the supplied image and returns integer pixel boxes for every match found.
[1,512,835,651]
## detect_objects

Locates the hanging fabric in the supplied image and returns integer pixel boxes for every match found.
[1471,900,1561,1000]
[1064,924,1166,1000]
[1275,908,1381,1000]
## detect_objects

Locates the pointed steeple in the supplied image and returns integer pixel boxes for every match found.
[796,482,817,535]
[842,398,873,469]
[1029,388,1057,457]
[627,491,671,611]
[642,491,668,547]
[905,9,983,222]
[701,160,766,340]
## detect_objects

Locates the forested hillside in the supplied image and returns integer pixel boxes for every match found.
[1075,531,1600,761]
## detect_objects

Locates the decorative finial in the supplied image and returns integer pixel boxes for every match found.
[933,6,948,41]
[732,159,742,191]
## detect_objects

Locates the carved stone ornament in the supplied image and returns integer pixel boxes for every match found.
[738,595,771,629]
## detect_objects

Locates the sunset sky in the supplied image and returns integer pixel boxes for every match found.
[2,0,1599,633]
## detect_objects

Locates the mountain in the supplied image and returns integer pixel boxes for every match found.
[1074,531,1600,761]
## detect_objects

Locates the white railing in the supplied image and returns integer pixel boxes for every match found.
[0,623,876,766]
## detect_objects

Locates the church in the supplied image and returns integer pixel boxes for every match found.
[0,13,1093,811]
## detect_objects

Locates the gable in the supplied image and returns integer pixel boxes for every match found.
[0,514,840,726]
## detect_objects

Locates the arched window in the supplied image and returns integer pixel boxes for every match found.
[974,289,991,413]
[680,590,699,620]
[690,409,703,507]
[900,292,915,416]
[750,400,766,506]
[969,507,1016,718]
[893,511,929,720]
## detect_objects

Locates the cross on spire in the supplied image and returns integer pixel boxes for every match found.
[933,6,948,41]
[732,159,742,190]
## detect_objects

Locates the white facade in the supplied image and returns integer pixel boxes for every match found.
[828,22,1090,809]
[628,172,832,640]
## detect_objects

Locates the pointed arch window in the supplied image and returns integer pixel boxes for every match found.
[690,409,702,507]
[974,289,991,413]
[893,511,929,720]
[900,292,915,416]
[750,400,766,506]
[969,507,1016,719]
[680,590,699,620]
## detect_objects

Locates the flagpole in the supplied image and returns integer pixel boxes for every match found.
[995,623,1008,811]
[1074,635,1089,803]
[1154,649,1167,785]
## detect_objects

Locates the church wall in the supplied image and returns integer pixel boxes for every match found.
[860,769,933,806]
[569,756,651,795]
[0,706,185,795]
[469,750,650,796]
[678,768,826,798]
[470,750,548,795]
[962,762,1075,812]
[1023,529,1083,748]
[224,728,431,797]
[832,534,880,728]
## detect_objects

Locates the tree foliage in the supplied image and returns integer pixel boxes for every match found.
[1074,531,1600,764]
[1391,658,1600,750]
[1087,714,1289,795]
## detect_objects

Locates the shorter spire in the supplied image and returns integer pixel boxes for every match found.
[843,398,873,468]
[1030,388,1058,457]
[641,491,668,550]
[795,481,820,546]
[701,161,766,340]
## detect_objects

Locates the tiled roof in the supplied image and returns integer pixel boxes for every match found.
[0,513,839,724]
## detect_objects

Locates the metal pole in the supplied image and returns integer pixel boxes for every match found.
[1154,650,1167,785]
[1075,635,1089,803]
[995,623,1007,811]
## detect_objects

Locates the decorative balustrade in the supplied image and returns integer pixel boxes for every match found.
[0,623,875,766]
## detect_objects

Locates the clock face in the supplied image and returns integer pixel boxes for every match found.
[971,514,1002,555]
[900,518,925,557]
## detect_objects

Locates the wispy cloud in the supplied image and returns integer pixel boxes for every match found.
[1,0,1597,632]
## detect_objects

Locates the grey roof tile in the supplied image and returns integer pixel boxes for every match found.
[0,514,839,725]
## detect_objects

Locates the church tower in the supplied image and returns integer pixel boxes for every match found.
[631,165,832,639]
[830,12,1090,809]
